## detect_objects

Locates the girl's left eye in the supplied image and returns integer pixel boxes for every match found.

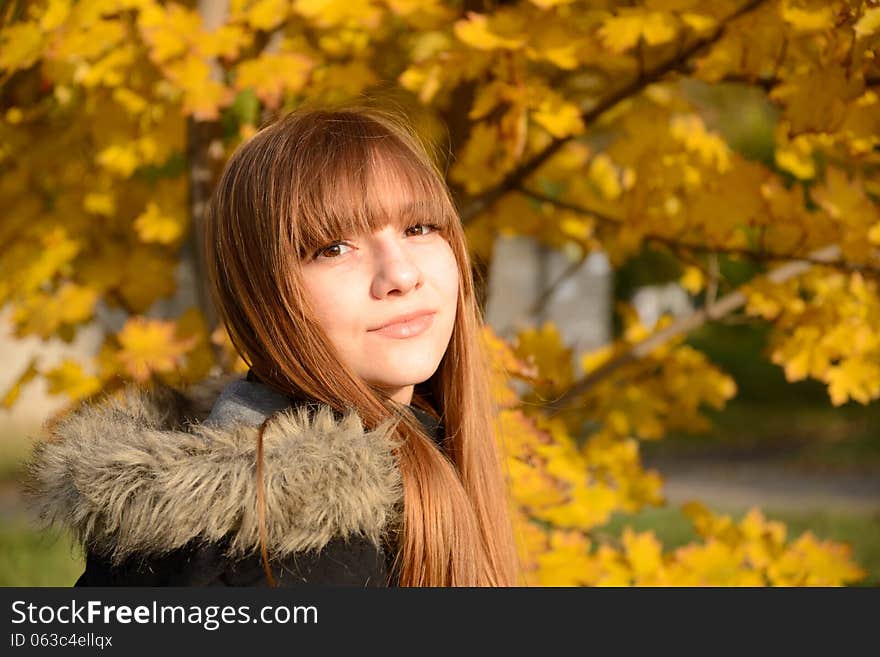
[312,241,352,260]
[405,223,441,237]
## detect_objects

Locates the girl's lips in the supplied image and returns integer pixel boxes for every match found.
[369,312,436,339]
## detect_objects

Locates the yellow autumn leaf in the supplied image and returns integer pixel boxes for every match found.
[235,53,314,108]
[45,359,102,400]
[739,507,786,546]
[76,43,139,88]
[0,21,44,72]
[528,0,576,9]
[508,458,568,510]
[38,0,71,32]
[679,266,704,294]
[598,10,678,54]
[769,532,865,586]
[137,2,200,63]
[83,191,116,217]
[535,529,599,586]
[513,321,574,393]
[525,21,581,70]
[116,317,199,383]
[854,7,880,38]
[51,16,127,60]
[449,121,510,194]
[537,483,620,531]
[775,139,815,180]
[454,11,528,51]
[826,358,880,406]
[165,54,231,120]
[781,2,834,32]
[384,0,453,22]
[622,528,664,582]
[112,88,149,115]
[12,283,100,339]
[681,13,717,34]
[670,539,761,586]
[670,114,731,173]
[682,501,737,542]
[811,167,877,225]
[771,65,857,134]
[531,93,585,139]
[593,544,632,586]
[244,0,290,31]
[17,228,82,295]
[134,201,185,244]
[195,23,252,60]
[173,307,216,383]
[97,143,140,177]
[588,153,624,200]
[293,0,383,28]
[117,248,178,313]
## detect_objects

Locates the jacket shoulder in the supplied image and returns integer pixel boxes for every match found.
[24,376,404,583]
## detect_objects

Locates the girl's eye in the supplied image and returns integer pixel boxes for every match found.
[405,223,441,237]
[313,241,352,260]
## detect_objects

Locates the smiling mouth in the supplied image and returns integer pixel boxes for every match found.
[368,312,436,339]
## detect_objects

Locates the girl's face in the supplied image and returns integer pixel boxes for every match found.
[300,212,459,406]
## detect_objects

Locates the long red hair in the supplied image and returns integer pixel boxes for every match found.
[204,103,520,586]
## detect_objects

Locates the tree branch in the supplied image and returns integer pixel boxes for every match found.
[458,0,771,225]
[546,244,842,412]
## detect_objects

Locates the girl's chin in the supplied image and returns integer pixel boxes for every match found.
[364,366,441,390]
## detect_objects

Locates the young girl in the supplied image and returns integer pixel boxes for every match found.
[26,105,521,587]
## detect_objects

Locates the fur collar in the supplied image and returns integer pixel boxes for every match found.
[24,376,404,565]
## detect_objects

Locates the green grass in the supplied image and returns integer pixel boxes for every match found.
[601,505,880,586]
[1,432,37,485]
[0,514,83,587]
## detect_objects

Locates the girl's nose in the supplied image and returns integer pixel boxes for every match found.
[370,232,422,298]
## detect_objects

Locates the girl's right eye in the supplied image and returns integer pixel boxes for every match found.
[313,241,352,260]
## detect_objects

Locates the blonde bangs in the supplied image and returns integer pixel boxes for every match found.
[290,119,457,259]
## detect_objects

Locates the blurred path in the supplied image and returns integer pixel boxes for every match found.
[643,455,880,513]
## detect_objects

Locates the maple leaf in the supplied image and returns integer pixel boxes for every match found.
[598,10,678,54]
[622,528,664,582]
[45,359,102,400]
[115,317,199,383]
[454,11,528,51]
[854,7,880,38]
[235,53,314,109]
[133,201,185,244]
[0,21,44,72]
[534,529,599,586]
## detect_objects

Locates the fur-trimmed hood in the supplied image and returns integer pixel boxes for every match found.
[24,376,405,566]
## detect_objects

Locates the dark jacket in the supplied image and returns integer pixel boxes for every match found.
[24,374,444,587]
